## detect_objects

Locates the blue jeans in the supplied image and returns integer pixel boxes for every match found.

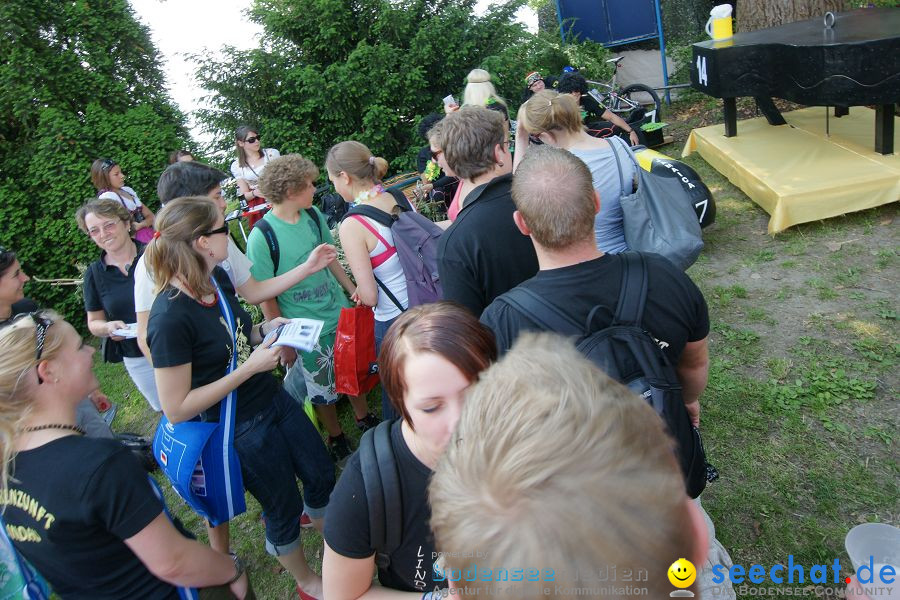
[375,316,399,421]
[232,387,335,556]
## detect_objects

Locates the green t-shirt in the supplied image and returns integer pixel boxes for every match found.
[246,207,349,333]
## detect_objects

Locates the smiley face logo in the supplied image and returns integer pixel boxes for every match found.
[668,558,697,588]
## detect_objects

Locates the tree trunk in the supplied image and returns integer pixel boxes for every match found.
[737,0,848,32]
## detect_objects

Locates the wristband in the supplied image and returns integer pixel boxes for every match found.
[259,322,268,338]
[226,553,245,585]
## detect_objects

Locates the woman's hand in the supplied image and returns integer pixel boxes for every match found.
[303,244,338,274]
[350,289,361,305]
[242,335,281,375]
[105,320,128,341]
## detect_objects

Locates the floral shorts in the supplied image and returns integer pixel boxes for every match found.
[297,328,339,405]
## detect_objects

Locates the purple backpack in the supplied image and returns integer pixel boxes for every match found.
[345,196,443,310]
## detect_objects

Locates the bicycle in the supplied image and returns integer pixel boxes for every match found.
[586,56,662,123]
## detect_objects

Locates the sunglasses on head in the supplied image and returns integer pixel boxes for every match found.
[244,136,260,144]
[100,158,116,171]
[0,311,55,383]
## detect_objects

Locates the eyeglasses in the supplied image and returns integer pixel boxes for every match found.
[87,220,121,237]
[99,158,116,171]
[196,223,229,238]
[430,149,443,161]
[0,312,55,383]
[244,136,260,144]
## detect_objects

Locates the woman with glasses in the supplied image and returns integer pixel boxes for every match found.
[323,302,497,598]
[75,198,160,412]
[0,310,252,599]
[90,158,156,245]
[146,196,334,600]
[231,126,280,228]
[514,89,636,255]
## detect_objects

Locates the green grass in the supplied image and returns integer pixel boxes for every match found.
[90,112,899,599]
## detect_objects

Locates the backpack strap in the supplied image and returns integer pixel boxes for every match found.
[499,287,584,336]
[359,421,402,570]
[386,187,416,213]
[347,215,397,268]
[345,204,395,228]
[305,208,324,245]
[612,252,648,327]
[254,219,280,273]
[606,137,628,198]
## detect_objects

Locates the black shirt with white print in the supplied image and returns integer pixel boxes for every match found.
[325,420,443,592]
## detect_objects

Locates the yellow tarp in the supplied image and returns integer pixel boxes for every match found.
[682,107,900,233]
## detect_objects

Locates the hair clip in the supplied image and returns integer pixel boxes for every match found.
[368,156,375,165]
[152,231,161,239]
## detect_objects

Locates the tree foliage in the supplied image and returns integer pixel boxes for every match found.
[0,0,191,330]
[194,0,611,172]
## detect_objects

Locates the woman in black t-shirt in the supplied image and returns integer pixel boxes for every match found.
[0,311,250,599]
[76,198,160,411]
[323,302,497,598]
[145,196,335,600]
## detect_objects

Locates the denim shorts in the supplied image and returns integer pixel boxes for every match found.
[232,387,335,556]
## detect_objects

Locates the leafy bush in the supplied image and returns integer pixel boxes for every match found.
[194,0,611,174]
[0,0,190,331]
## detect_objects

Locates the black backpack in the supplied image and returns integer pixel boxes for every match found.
[497,252,713,499]
[358,421,402,569]
[253,208,323,272]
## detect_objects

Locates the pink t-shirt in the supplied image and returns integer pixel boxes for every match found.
[447,182,463,221]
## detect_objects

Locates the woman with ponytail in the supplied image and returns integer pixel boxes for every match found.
[514,89,636,254]
[145,196,334,600]
[331,141,411,421]
[0,311,251,598]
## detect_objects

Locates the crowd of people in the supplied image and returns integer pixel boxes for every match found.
[0,65,763,600]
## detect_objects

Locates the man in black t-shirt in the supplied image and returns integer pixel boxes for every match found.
[480,146,710,428]
[436,106,539,316]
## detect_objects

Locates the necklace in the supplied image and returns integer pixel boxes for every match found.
[181,282,218,307]
[354,183,385,205]
[194,292,218,308]
[23,424,86,435]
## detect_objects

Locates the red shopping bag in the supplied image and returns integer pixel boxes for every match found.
[334,306,380,396]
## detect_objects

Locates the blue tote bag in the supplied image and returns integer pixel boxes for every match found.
[153,276,246,526]
[0,513,50,600]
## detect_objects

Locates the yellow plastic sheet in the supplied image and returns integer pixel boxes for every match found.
[682,107,899,233]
